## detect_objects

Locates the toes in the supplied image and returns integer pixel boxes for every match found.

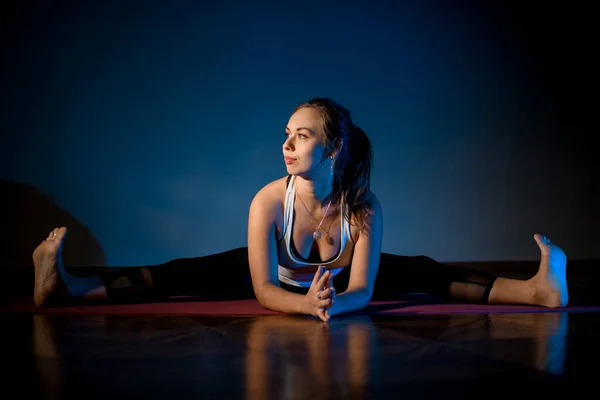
[534,233,552,253]
[534,233,551,244]
[55,227,68,243]
[46,227,66,242]
[540,234,552,245]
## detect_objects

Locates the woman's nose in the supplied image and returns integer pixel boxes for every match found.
[283,137,294,151]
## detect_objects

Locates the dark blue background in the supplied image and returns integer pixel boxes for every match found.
[2,0,596,267]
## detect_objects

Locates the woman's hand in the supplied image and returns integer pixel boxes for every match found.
[319,272,337,320]
[319,273,336,304]
[306,266,335,322]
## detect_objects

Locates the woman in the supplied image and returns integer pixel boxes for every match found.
[32,98,569,321]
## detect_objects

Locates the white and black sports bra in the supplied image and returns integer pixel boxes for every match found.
[277,175,352,287]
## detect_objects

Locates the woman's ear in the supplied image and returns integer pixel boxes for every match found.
[331,139,343,159]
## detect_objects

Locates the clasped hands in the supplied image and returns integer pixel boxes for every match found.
[306,265,337,322]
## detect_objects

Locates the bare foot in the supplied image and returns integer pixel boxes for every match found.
[33,227,68,306]
[530,233,569,308]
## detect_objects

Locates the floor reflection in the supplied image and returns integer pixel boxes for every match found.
[449,312,569,375]
[242,312,570,398]
[245,315,376,399]
[19,310,579,399]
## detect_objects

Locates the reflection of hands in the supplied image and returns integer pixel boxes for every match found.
[245,314,375,400]
[306,266,335,322]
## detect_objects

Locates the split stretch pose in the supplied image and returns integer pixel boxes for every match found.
[33,98,568,321]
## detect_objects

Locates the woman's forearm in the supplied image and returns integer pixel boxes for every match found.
[329,287,371,316]
[256,283,309,315]
[255,283,372,319]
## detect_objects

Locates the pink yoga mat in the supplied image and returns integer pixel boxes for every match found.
[3,297,599,316]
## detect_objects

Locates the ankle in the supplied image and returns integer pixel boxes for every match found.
[529,278,562,308]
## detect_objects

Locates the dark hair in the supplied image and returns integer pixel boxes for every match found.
[293,98,373,229]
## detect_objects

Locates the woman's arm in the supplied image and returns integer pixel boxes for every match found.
[247,185,315,315]
[328,193,383,317]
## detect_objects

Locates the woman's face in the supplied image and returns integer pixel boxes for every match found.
[282,107,328,177]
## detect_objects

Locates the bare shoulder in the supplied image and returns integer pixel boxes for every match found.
[249,176,289,219]
[365,191,382,216]
[348,191,383,239]
[351,191,383,222]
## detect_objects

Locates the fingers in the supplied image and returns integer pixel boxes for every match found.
[316,267,330,289]
[317,307,330,322]
[318,286,336,300]
[318,297,333,309]
[312,265,324,285]
[310,266,335,322]
[320,270,335,298]
[315,292,333,308]
[316,287,335,311]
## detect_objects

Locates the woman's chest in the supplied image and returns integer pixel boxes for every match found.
[276,216,356,270]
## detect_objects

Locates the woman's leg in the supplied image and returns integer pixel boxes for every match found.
[33,227,254,306]
[371,234,568,307]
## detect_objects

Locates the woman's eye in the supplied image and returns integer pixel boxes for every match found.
[284,133,307,139]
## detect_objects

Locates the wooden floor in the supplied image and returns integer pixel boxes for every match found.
[4,310,598,399]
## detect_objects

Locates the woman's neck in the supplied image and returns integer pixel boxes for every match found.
[296,175,334,207]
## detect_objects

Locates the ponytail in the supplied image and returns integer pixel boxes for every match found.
[329,124,373,229]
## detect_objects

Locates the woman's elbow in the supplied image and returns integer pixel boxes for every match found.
[359,289,373,308]
[253,282,273,308]
[343,286,373,306]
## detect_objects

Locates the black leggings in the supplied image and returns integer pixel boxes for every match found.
[96,247,497,304]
